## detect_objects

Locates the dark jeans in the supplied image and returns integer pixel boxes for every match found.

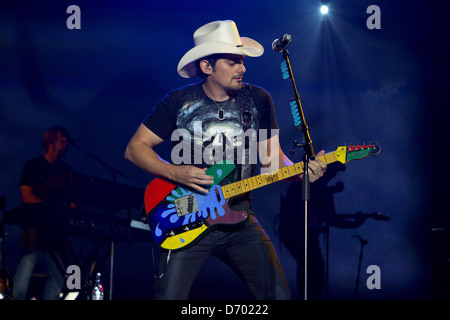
[154,214,291,300]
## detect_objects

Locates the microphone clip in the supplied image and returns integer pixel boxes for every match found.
[272,34,292,53]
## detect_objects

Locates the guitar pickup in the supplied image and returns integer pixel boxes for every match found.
[174,194,199,217]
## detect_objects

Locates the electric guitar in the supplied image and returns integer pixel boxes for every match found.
[143,143,381,251]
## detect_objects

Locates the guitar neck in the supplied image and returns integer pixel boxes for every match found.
[221,151,339,199]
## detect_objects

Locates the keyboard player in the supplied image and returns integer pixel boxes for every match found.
[12,126,74,300]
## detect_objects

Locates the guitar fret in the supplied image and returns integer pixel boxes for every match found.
[232,183,238,196]
[239,181,245,193]
[276,170,284,180]
[241,180,248,192]
[222,185,229,198]
[225,186,231,198]
[256,176,262,187]
[245,178,252,191]
[251,177,257,189]
[272,173,279,183]
[228,185,233,196]
[260,174,267,185]
[288,165,296,177]
[282,167,289,178]
[230,183,236,197]
[242,179,249,191]
[225,184,230,197]
[295,163,304,174]
[251,178,255,189]
[243,179,250,192]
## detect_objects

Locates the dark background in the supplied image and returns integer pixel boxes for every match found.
[0,0,447,300]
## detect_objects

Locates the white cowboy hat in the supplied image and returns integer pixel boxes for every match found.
[177,20,264,78]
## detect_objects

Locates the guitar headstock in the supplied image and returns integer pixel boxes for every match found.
[335,143,381,164]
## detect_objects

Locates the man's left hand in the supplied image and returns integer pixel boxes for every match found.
[307,149,327,183]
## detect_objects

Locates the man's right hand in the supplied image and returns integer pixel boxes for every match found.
[170,165,215,194]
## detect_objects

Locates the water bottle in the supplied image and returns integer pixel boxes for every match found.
[91,273,104,300]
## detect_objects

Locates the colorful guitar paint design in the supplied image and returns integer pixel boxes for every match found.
[144,143,381,251]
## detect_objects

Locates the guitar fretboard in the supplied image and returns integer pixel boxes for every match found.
[221,152,338,199]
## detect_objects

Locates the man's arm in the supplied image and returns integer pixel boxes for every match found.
[124,124,214,193]
[20,185,43,204]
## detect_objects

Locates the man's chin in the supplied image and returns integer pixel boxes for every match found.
[231,82,243,91]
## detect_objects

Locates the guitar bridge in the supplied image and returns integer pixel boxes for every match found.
[174,194,199,216]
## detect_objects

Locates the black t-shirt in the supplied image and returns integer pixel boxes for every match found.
[142,82,279,210]
[143,82,279,170]
[19,156,72,251]
[20,156,72,204]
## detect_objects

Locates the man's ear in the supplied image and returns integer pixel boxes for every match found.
[200,60,212,75]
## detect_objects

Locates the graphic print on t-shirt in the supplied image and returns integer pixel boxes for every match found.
[174,96,258,167]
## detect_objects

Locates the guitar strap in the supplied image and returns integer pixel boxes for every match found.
[234,85,257,181]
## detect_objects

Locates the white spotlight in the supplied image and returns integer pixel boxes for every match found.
[320,5,329,15]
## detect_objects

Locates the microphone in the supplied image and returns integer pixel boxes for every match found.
[272,34,292,52]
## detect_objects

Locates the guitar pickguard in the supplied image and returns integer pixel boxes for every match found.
[159,184,226,229]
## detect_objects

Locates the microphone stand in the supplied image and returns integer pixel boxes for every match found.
[352,234,368,300]
[69,140,128,300]
[281,48,315,300]
[69,140,129,182]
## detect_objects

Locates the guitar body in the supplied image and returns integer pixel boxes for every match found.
[144,162,248,251]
